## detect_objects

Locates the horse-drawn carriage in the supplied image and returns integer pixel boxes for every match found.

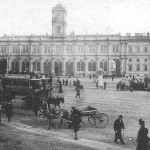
[37,103,109,129]
[117,77,149,91]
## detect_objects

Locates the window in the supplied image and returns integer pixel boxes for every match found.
[33,46,40,53]
[128,46,132,53]
[88,61,96,71]
[89,46,96,53]
[137,59,140,62]
[101,45,107,53]
[116,46,119,53]
[66,46,73,54]
[48,46,52,53]
[144,64,148,71]
[136,46,140,53]
[137,64,140,71]
[77,61,85,71]
[57,26,61,33]
[1,46,7,53]
[144,47,148,53]
[22,46,29,53]
[129,65,132,71]
[113,45,119,53]
[12,46,19,53]
[144,59,148,62]
[129,59,132,62]
[45,47,47,53]
[78,45,84,53]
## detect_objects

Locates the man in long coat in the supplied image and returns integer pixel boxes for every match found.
[5,101,13,122]
[114,115,125,144]
[136,119,150,150]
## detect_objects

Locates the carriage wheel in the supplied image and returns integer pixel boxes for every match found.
[95,113,109,128]
[88,116,96,126]
[79,121,86,130]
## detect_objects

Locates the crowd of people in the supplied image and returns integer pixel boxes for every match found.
[0,73,150,149]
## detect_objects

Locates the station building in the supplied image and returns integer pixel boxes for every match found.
[0,3,150,77]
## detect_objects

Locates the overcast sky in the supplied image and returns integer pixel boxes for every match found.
[0,0,150,36]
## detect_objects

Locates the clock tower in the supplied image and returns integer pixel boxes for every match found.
[52,3,67,37]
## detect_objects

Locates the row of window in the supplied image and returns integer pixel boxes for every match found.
[1,45,149,54]
[128,46,148,53]
[128,59,148,62]
[128,64,148,71]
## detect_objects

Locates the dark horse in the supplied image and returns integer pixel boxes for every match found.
[47,97,64,109]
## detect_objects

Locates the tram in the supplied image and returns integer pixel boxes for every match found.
[0,74,50,96]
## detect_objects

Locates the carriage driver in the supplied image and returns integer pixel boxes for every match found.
[70,106,82,140]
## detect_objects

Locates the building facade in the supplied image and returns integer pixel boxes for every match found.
[0,3,150,77]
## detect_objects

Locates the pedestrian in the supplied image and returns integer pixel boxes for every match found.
[48,108,56,130]
[4,101,13,122]
[112,75,114,81]
[104,81,107,90]
[66,79,68,86]
[114,115,125,144]
[75,86,80,98]
[59,81,63,93]
[70,107,82,140]
[63,79,65,85]
[136,119,150,150]
[69,79,72,87]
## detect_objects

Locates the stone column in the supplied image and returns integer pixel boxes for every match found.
[96,58,99,71]
[108,58,110,74]
[7,57,10,73]
[84,58,88,75]
[149,58,150,77]
[121,58,123,74]
[62,58,66,76]
[74,58,76,75]
[19,44,22,56]
[125,58,127,74]
[29,58,33,72]
[19,58,22,72]
[52,58,54,74]
[40,58,44,74]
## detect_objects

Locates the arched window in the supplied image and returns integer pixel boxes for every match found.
[81,62,84,71]
[93,62,96,71]
[104,61,107,71]
[37,62,40,71]
[100,62,103,69]
[22,62,25,72]
[88,62,92,71]
[77,62,80,71]
[77,61,85,71]
[26,62,29,72]
[33,62,36,71]
[11,62,14,72]
[15,62,19,72]
[129,65,132,71]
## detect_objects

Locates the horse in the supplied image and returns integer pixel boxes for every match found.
[47,97,64,109]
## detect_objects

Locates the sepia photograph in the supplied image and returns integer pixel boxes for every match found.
[0,0,150,149]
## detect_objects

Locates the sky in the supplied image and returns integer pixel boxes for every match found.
[0,0,150,36]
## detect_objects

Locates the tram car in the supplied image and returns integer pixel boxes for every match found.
[0,74,39,95]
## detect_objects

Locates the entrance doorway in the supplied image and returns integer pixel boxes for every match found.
[55,61,62,76]
[66,61,74,76]
[0,59,7,74]
[114,59,120,75]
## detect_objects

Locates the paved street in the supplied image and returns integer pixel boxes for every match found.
[1,77,150,150]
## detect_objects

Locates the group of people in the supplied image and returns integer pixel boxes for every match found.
[114,115,150,149]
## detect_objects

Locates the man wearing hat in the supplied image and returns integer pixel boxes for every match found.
[136,119,150,150]
[70,106,82,140]
[114,115,125,144]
